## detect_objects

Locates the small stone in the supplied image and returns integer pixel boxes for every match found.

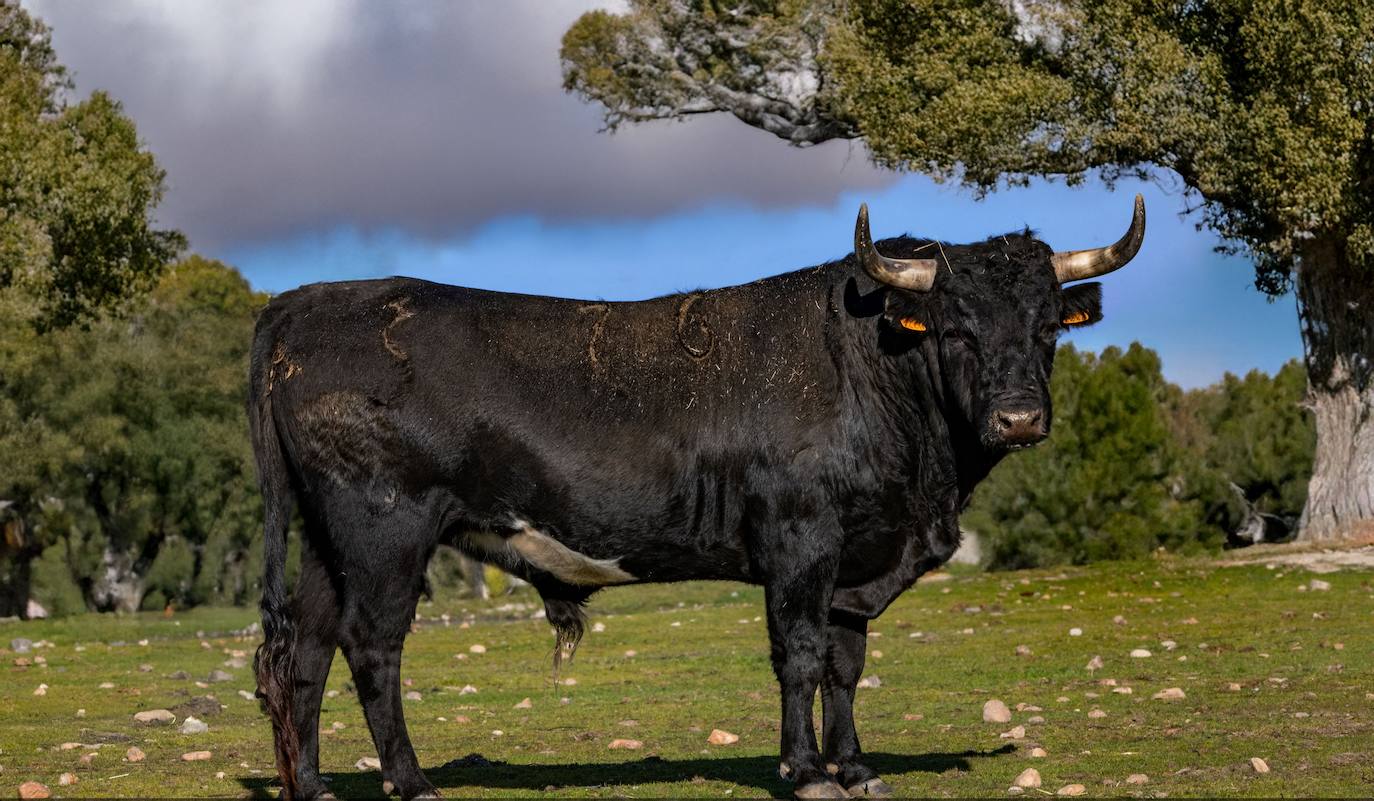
[459,685,478,695]
[1057,783,1086,796]
[983,699,1012,723]
[624,649,637,657]
[134,709,176,724]
[181,751,212,761]
[126,747,146,762]
[238,690,255,701]
[404,691,422,701]
[326,689,340,698]
[99,682,115,689]
[1027,715,1046,724]
[591,622,606,633]
[871,649,883,659]
[215,772,226,779]
[1111,687,1133,695]
[1015,645,1032,657]
[180,716,208,735]
[1161,640,1177,651]
[356,756,381,771]
[1250,757,1270,774]
[469,644,486,654]
[1152,687,1186,701]
[1056,696,1070,703]
[138,663,154,672]
[75,709,85,718]
[11,638,33,653]
[78,753,96,767]
[1069,627,1083,637]
[1112,615,1127,625]
[58,773,77,787]
[453,715,471,723]
[1029,747,1048,758]
[903,713,924,721]
[1130,648,1152,658]
[207,670,233,683]
[514,697,532,709]
[707,729,740,745]
[1227,682,1243,691]
[18,781,50,799]
[1309,579,1331,592]
[1013,768,1041,788]
[1007,786,1025,796]
[1125,773,1148,785]
[1086,655,1103,671]
[1087,709,1107,719]
[608,738,643,749]
[1000,726,1026,740]
[857,676,881,689]
[33,683,47,696]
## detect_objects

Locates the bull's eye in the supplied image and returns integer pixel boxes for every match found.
[1062,310,1091,326]
[898,317,927,332]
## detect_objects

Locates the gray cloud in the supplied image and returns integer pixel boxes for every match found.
[26,0,891,252]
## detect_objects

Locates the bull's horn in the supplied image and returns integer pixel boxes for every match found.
[1052,194,1146,283]
[855,203,938,291]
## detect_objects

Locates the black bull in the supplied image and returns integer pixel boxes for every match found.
[250,199,1145,799]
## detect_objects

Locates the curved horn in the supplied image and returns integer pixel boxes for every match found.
[855,203,939,291]
[1052,193,1146,283]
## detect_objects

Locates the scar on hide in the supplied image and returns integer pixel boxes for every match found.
[382,298,415,362]
[579,303,610,369]
[266,342,302,394]
[676,293,715,360]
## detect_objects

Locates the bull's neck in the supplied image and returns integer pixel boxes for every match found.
[828,271,1000,505]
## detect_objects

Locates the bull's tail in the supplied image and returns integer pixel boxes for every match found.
[249,365,299,799]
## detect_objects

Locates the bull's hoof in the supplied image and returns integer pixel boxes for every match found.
[795,780,849,799]
[847,778,894,798]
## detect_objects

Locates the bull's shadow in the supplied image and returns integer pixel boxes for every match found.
[237,746,1015,798]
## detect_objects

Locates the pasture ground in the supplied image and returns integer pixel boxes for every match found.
[2,552,1372,798]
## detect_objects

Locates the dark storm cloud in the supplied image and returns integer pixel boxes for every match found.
[25,1,891,252]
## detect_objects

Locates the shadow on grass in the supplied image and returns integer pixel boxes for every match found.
[237,746,1016,798]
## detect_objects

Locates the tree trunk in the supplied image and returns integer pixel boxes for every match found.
[1294,239,1374,542]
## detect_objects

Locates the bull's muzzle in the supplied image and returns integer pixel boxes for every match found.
[991,406,1047,448]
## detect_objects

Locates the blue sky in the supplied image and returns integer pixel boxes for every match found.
[225,173,1300,389]
[29,0,1302,389]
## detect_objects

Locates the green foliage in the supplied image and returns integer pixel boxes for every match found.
[0,256,266,615]
[562,0,1373,291]
[0,0,184,329]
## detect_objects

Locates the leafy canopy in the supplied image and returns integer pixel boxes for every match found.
[563,0,1373,292]
[1,0,184,328]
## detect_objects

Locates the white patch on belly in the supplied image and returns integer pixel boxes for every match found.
[465,521,635,587]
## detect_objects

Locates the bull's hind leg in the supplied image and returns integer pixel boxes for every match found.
[820,610,892,798]
[289,542,342,799]
[334,502,440,800]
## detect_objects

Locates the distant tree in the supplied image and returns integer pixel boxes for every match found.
[0,0,183,329]
[562,0,1370,541]
[0,257,264,616]
[963,344,1219,569]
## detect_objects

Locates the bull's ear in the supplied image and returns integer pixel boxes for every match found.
[1060,282,1103,327]
[882,290,932,334]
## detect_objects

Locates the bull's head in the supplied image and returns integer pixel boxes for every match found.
[855,195,1145,451]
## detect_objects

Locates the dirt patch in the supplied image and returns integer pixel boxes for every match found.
[1219,542,1374,573]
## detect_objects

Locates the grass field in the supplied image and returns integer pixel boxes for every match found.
[3,552,1372,798]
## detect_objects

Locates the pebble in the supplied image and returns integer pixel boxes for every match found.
[591,622,606,633]
[1000,726,1026,740]
[857,676,881,689]
[624,650,637,657]
[58,773,77,787]
[1057,783,1086,796]
[983,699,1012,723]
[1027,715,1045,724]
[1069,628,1083,637]
[326,689,340,698]
[356,756,381,771]
[180,716,209,735]
[459,685,478,695]
[871,650,883,659]
[181,751,212,761]
[1085,655,1103,671]
[1015,645,1032,656]
[1007,786,1024,796]
[126,747,146,762]
[33,684,47,696]
[11,638,33,653]
[78,753,96,767]
[514,697,532,709]
[1013,768,1041,788]
[1112,615,1127,625]
[75,709,85,718]
[1087,709,1107,719]
[207,670,234,683]
[707,729,740,745]
[469,644,486,654]
[404,691,422,701]
[1056,696,1070,703]
[903,713,923,721]
[1309,579,1331,592]
[1028,747,1048,758]
[1226,682,1243,691]
[98,682,115,689]
[134,709,175,724]
[238,690,256,701]
[1130,648,1152,658]
[1161,640,1177,651]
[1126,773,1149,785]
[18,781,50,799]
[1111,687,1133,695]
[1250,757,1270,774]
[1152,687,1186,700]
[608,739,643,749]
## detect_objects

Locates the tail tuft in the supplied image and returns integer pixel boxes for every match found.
[543,597,587,680]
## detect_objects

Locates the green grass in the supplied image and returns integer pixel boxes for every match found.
[3,555,1372,798]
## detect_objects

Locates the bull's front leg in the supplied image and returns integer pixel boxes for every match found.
[821,609,893,797]
[763,553,847,799]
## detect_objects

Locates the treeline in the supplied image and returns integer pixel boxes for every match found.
[966,344,1313,569]
[0,260,1314,616]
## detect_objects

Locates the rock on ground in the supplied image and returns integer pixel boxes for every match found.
[983,699,1012,723]
[514,697,532,709]
[181,751,212,761]
[58,773,77,787]
[133,709,175,724]
[1250,757,1270,774]
[1013,768,1041,788]
[1153,687,1187,700]
[1126,773,1149,785]
[1057,783,1086,796]
[18,781,50,799]
[179,717,208,735]
[125,747,146,762]
[356,756,381,771]
[707,729,739,745]
[608,739,643,749]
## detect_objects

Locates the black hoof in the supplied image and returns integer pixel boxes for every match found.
[847,778,894,798]
[795,780,849,799]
